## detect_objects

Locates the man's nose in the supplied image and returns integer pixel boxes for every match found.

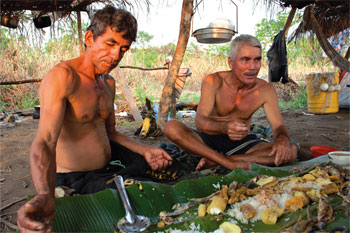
[248,60,260,69]
[110,47,121,60]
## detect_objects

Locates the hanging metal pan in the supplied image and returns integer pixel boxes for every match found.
[192,27,236,44]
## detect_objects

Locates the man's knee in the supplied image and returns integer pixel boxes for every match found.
[164,120,183,140]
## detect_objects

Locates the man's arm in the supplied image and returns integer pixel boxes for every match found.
[105,78,172,171]
[195,74,249,139]
[17,65,74,232]
[263,84,295,166]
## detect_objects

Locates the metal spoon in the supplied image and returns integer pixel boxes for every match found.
[114,175,151,232]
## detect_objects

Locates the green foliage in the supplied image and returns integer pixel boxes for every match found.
[136,31,154,48]
[255,12,326,69]
[207,42,231,56]
[255,12,294,52]
[0,28,12,49]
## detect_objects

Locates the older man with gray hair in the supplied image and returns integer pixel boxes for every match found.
[165,34,297,171]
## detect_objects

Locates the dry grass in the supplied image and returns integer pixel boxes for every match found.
[0,41,337,112]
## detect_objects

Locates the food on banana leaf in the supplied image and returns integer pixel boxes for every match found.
[261,206,284,224]
[219,221,241,233]
[157,164,348,232]
[294,191,310,206]
[285,196,304,212]
[198,204,207,217]
[239,204,256,220]
[207,196,227,215]
[256,175,276,186]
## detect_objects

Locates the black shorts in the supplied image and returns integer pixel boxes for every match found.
[195,131,263,155]
[56,141,147,194]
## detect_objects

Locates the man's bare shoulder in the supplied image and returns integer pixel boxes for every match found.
[203,71,230,86]
[41,61,79,94]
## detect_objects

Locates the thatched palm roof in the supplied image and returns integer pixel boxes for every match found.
[275,0,349,38]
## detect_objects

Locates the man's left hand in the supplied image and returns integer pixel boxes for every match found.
[268,135,295,166]
[144,147,173,171]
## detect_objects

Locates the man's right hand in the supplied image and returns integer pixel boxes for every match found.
[227,120,249,141]
[17,194,56,233]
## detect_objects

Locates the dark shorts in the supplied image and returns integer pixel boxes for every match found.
[56,141,147,194]
[195,131,263,156]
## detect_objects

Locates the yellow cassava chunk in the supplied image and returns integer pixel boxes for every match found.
[261,206,284,225]
[256,176,276,186]
[207,196,227,215]
[198,204,207,217]
[302,174,316,181]
[157,221,165,228]
[219,222,242,233]
[321,182,339,195]
[285,196,304,212]
[306,189,321,202]
[294,191,310,206]
[220,185,229,200]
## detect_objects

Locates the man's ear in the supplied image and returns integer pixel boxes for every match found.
[228,57,233,69]
[85,30,94,47]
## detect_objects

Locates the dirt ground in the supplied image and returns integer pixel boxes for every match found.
[0,107,349,232]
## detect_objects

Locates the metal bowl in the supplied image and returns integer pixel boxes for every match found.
[192,27,236,44]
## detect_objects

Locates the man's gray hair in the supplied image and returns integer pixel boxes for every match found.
[229,34,261,60]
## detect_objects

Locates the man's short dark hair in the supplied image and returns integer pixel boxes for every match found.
[87,5,137,41]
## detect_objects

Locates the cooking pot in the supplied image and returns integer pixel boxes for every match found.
[192,18,236,44]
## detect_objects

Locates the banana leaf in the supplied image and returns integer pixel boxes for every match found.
[52,155,349,232]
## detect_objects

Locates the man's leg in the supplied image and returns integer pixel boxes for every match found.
[164,120,250,170]
[228,142,298,166]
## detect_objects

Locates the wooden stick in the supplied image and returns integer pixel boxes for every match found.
[0,217,19,231]
[321,133,335,142]
[119,65,168,71]
[1,197,27,212]
[0,79,42,85]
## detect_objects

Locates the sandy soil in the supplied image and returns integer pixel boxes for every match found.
[0,107,349,232]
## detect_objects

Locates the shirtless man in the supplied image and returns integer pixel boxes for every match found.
[164,34,297,171]
[17,6,172,232]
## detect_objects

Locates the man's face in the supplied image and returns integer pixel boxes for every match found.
[87,26,132,74]
[228,45,262,85]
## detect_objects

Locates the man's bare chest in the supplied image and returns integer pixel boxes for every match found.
[215,88,263,118]
[67,78,114,122]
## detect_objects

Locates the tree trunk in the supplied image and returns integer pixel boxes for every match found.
[77,11,83,55]
[157,0,193,129]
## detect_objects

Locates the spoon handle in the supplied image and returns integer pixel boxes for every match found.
[114,175,136,224]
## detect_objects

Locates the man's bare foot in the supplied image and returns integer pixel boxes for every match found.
[196,158,218,171]
[232,160,252,170]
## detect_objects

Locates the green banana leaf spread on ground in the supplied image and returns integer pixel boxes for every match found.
[53,156,350,232]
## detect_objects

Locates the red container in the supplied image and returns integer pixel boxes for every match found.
[311,146,339,158]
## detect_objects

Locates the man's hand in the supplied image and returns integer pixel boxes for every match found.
[144,147,173,171]
[227,120,249,141]
[17,194,56,233]
[268,135,296,166]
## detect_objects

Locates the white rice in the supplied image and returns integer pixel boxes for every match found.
[227,191,293,224]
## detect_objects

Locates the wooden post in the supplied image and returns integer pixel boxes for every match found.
[283,8,296,36]
[77,11,83,55]
[114,67,143,123]
[158,0,194,129]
